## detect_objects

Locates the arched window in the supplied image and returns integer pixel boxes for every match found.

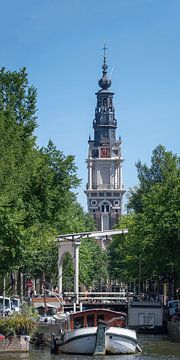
[101,203,110,213]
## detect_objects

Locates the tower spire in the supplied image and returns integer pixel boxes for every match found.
[85,49,125,232]
[102,44,108,73]
[99,44,111,90]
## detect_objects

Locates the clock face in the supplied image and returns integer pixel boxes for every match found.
[91,200,97,207]
[113,200,120,207]
[101,147,110,158]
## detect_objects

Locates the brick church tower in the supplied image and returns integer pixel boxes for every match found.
[85,47,125,231]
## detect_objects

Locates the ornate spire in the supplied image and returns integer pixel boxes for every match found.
[102,44,108,73]
[98,44,111,90]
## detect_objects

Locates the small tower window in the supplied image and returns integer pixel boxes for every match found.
[103,98,107,112]
[109,99,112,110]
[103,98,107,106]
[101,203,110,213]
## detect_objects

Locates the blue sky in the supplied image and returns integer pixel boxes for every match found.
[1,0,180,211]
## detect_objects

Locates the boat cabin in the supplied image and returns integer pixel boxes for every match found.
[128,301,163,331]
[68,308,126,330]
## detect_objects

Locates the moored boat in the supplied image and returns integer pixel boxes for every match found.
[59,326,97,354]
[51,308,141,355]
[106,326,138,354]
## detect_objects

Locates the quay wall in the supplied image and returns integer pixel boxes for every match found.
[168,320,180,342]
[0,335,30,352]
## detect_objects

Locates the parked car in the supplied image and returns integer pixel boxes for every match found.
[11,297,21,313]
[168,300,180,318]
[0,296,13,315]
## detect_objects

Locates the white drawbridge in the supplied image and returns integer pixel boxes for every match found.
[56,229,128,305]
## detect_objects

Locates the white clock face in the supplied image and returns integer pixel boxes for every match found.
[91,200,97,207]
[113,200,120,207]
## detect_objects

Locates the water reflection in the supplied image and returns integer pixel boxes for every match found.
[140,334,180,357]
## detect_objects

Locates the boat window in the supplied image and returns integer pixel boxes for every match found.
[169,301,178,308]
[74,316,84,329]
[87,314,94,327]
[47,308,56,316]
[37,307,45,316]
[97,314,104,321]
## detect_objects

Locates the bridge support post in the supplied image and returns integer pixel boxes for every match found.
[58,242,63,296]
[74,239,81,305]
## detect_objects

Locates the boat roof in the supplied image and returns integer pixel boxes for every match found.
[35,303,58,309]
[69,308,126,319]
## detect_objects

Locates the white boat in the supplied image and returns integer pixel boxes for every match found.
[59,326,97,354]
[106,326,138,354]
[52,308,141,355]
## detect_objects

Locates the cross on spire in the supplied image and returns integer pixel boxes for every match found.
[102,44,108,72]
[103,44,107,58]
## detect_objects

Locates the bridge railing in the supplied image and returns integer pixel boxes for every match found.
[63,292,132,303]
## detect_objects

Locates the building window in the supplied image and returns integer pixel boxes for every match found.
[103,98,107,108]
[109,98,112,111]
[92,149,99,158]
[114,192,120,197]
[99,193,104,197]
[91,193,97,197]
[101,203,110,213]
[106,192,111,197]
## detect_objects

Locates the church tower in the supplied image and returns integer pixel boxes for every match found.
[85,47,125,231]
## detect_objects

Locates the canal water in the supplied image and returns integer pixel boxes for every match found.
[0,334,179,360]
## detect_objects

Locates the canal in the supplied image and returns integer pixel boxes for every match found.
[0,334,179,360]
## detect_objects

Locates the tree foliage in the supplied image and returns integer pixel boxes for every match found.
[80,238,108,289]
[0,67,37,134]
[0,68,37,274]
[0,68,96,289]
[108,145,180,292]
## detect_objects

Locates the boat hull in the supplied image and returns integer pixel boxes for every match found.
[106,327,138,354]
[59,326,138,355]
[59,327,97,354]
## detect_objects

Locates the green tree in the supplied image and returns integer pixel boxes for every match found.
[0,67,106,295]
[22,139,81,228]
[80,238,108,290]
[0,69,84,288]
[0,67,37,134]
[107,213,146,292]
[0,68,37,275]
[108,145,180,294]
